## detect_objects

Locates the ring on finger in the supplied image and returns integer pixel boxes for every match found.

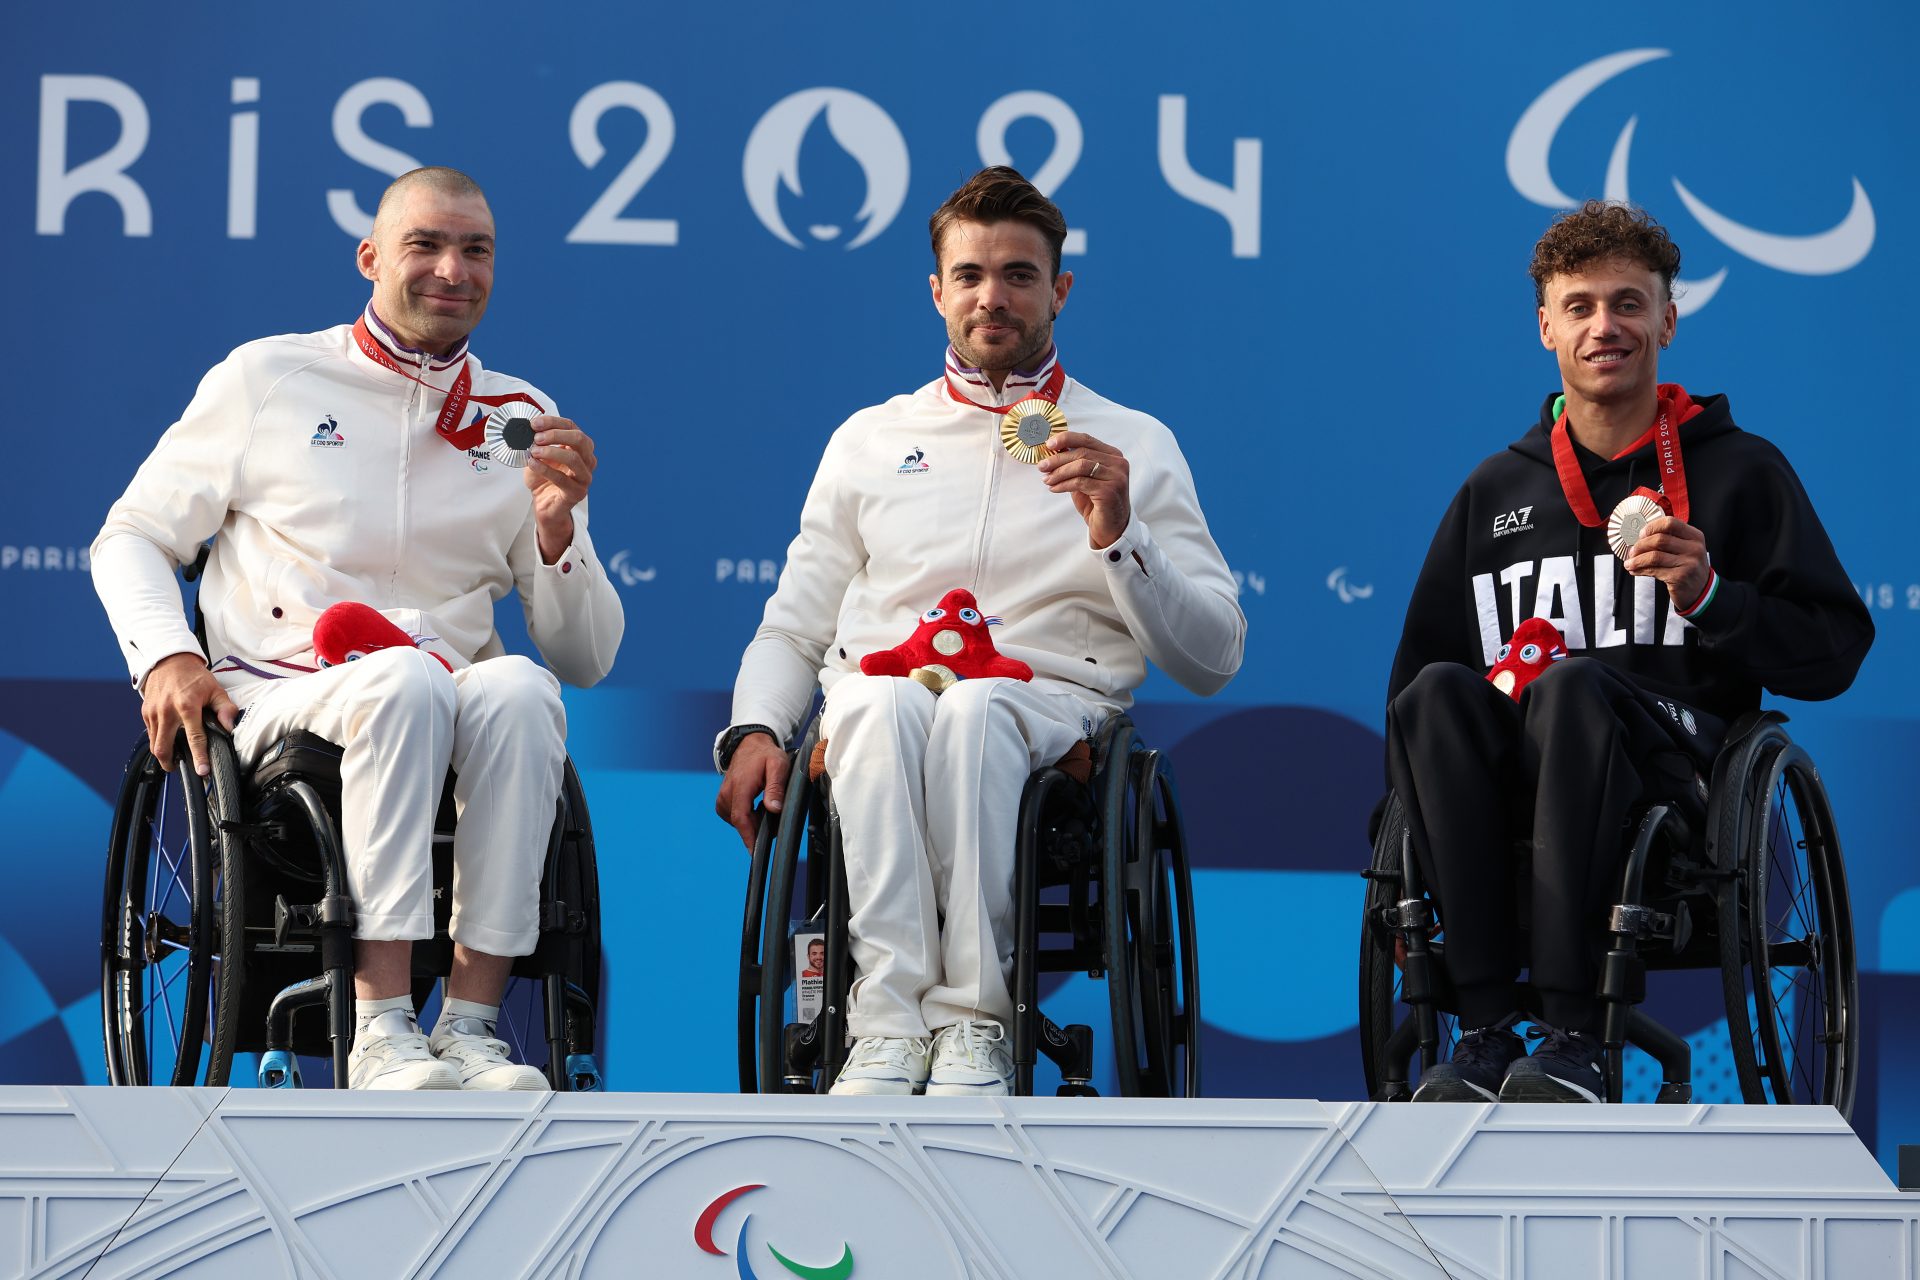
[1090,460,1102,479]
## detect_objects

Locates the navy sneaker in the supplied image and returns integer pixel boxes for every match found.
[1499,1025,1605,1102]
[1412,1015,1524,1102]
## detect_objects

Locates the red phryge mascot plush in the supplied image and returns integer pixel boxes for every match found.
[313,601,453,672]
[1486,616,1568,700]
[860,588,1032,694]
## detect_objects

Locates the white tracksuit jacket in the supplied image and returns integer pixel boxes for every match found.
[91,314,624,954]
[92,314,623,696]
[729,353,1246,736]
[727,350,1244,1036]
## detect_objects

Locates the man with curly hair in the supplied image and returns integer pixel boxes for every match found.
[1384,200,1871,1102]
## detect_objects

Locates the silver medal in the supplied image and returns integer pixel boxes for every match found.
[483,401,543,468]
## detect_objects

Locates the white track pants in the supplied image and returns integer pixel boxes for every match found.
[232,649,566,955]
[822,674,1100,1037]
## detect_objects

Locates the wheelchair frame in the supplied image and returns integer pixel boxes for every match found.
[736,710,1202,1098]
[1359,710,1859,1112]
[101,722,604,1091]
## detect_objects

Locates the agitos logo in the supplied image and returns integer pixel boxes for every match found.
[694,1184,855,1279]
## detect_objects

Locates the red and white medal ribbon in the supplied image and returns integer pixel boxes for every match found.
[353,316,473,440]
[1552,384,1699,558]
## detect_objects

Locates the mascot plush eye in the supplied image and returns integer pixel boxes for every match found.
[344,648,370,661]
[920,607,947,623]
[1496,644,1512,662]
[959,608,981,624]
[1520,643,1541,663]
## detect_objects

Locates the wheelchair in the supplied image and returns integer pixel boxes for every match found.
[1360,709,1858,1113]
[737,709,1201,1098]
[100,721,604,1091]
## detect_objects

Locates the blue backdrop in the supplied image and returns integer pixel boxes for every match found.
[5,2,1915,1171]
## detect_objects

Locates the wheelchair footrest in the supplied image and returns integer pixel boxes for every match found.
[1038,1019,1095,1087]
[258,1050,302,1090]
[781,1020,823,1088]
[565,1053,604,1093]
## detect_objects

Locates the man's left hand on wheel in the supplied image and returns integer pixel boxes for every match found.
[1039,430,1131,549]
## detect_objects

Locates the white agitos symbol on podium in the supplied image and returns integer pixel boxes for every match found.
[1507,49,1875,315]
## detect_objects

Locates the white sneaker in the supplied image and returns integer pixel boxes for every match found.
[926,1021,1014,1097]
[430,1019,552,1092]
[829,1036,932,1096]
[349,1010,460,1090]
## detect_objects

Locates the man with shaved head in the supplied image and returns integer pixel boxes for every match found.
[93,167,624,1091]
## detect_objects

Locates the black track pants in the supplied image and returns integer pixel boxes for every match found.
[1385,658,1725,1032]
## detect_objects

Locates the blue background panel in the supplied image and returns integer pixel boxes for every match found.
[4,2,1915,1174]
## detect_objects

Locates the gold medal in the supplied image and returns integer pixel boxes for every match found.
[999,400,1067,464]
[483,401,544,469]
[1607,492,1665,561]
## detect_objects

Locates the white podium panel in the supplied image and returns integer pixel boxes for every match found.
[1,1088,1914,1279]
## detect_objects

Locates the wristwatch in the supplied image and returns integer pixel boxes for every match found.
[714,723,778,772]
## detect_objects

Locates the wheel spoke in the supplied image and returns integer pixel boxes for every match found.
[150,957,183,1054]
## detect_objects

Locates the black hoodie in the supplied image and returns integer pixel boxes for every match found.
[1387,390,1873,723]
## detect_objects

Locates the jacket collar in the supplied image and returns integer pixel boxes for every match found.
[352,304,472,377]
[943,344,1060,410]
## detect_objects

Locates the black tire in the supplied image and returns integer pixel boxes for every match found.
[1717,737,1858,1113]
[749,731,824,1094]
[1358,793,1404,1100]
[1118,747,1201,1098]
[1100,721,1143,1097]
[101,730,246,1087]
[1358,794,1457,1101]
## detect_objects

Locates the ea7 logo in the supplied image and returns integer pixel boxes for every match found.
[1493,507,1534,538]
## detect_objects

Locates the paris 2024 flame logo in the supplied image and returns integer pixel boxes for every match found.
[742,89,909,251]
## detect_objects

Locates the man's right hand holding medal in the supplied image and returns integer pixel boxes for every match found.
[1038,431,1132,549]
[1624,515,1712,612]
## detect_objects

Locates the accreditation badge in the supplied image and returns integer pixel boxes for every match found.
[482,401,543,468]
[999,400,1067,464]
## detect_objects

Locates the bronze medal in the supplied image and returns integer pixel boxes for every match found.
[1607,492,1665,561]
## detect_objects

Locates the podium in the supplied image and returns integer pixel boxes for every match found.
[3,1088,1914,1278]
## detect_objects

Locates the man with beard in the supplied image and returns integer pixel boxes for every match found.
[714,167,1244,1096]
[93,166,623,1091]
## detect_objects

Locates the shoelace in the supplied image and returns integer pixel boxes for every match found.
[361,1029,434,1060]
[946,1021,1005,1064]
[848,1036,930,1068]
[1524,1024,1596,1066]
[1450,1014,1520,1070]
[437,1032,514,1062]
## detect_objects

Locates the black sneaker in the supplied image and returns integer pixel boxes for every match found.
[1499,1025,1605,1102]
[1411,1015,1525,1102]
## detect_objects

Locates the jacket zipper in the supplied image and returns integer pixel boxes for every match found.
[395,375,420,598]
[967,413,1003,597]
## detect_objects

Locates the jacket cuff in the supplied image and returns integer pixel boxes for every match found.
[1088,514,1151,575]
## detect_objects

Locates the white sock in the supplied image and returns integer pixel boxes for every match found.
[355,995,416,1041]
[434,997,500,1041]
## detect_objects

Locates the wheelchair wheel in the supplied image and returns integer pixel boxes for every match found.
[1357,794,1457,1101]
[740,723,845,1094]
[1100,724,1202,1098]
[1716,731,1858,1113]
[101,731,247,1087]
[501,759,604,1091]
